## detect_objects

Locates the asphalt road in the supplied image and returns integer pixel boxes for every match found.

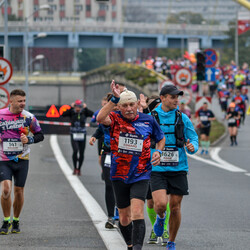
[1,108,250,250]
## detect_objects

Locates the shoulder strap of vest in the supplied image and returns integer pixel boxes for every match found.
[175,110,183,124]
[151,110,160,125]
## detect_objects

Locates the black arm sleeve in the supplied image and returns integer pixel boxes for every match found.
[33,131,44,143]
[85,108,94,117]
[92,127,104,140]
[61,108,73,117]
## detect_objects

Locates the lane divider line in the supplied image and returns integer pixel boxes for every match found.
[50,135,126,250]
[188,151,246,173]
[210,147,246,172]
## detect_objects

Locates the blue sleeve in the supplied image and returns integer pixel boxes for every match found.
[182,114,199,155]
[90,110,99,122]
[151,117,164,143]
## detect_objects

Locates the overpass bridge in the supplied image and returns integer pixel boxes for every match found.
[0,21,228,49]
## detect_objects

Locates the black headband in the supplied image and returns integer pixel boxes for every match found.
[148,98,161,112]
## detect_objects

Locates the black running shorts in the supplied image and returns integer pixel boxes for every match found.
[200,126,211,136]
[0,159,29,187]
[112,180,149,209]
[150,171,189,196]
[146,183,152,200]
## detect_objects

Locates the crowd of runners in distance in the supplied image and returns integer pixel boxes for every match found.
[131,56,249,147]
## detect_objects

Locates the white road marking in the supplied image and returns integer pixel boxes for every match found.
[244,173,250,176]
[50,135,126,250]
[210,147,247,172]
[188,149,246,173]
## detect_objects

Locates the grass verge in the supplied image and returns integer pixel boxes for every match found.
[209,120,226,144]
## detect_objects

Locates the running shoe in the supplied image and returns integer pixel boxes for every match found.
[205,150,208,155]
[11,220,20,233]
[77,170,81,176]
[200,149,204,155]
[105,217,115,229]
[161,230,169,245]
[73,168,77,175]
[0,220,12,235]
[147,229,158,244]
[166,241,176,250]
[153,214,165,237]
[234,141,238,146]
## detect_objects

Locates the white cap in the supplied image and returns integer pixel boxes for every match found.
[119,90,137,104]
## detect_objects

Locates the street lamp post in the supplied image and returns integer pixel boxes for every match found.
[24,4,50,110]
[28,54,45,75]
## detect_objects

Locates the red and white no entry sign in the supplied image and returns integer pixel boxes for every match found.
[0,57,13,86]
[0,86,10,109]
[174,68,192,87]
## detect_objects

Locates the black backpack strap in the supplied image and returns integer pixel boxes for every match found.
[151,110,160,125]
[175,110,182,124]
[175,110,185,148]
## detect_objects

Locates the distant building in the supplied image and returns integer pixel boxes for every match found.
[124,0,243,25]
[0,0,122,24]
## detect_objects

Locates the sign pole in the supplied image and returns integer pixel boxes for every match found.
[235,6,239,67]
[4,0,9,91]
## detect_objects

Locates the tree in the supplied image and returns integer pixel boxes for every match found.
[77,49,106,72]
[124,5,157,23]
[8,14,22,21]
[220,22,250,66]
[166,11,204,24]
[157,48,182,60]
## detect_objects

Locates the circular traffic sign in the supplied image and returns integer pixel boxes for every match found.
[204,49,218,68]
[179,87,192,105]
[174,68,192,87]
[0,86,10,109]
[0,57,13,85]
[159,79,174,92]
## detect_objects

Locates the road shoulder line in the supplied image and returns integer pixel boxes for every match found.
[210,147,246,172]
[50,135,126,250]
[188,150,246,173]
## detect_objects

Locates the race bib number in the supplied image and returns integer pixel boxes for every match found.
[104,153,111,168]
[228,118,236,124]
[118,133,143,156]
[159,147,179,166]
[73,133,85,141]
[220,97,226,102]
[200,116,208,121]
[3,138,23,156]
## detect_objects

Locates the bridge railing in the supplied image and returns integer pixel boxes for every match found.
[1,21,228,36]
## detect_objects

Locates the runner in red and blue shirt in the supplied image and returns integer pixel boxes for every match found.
[109,110,164,184]
[97,80,165,250]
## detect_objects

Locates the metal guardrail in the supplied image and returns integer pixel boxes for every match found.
[0,21,229,36]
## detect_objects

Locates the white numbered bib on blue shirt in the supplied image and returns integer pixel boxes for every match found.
[200,116,208,121]
[118,133,143,156]
[159,147,179,166]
